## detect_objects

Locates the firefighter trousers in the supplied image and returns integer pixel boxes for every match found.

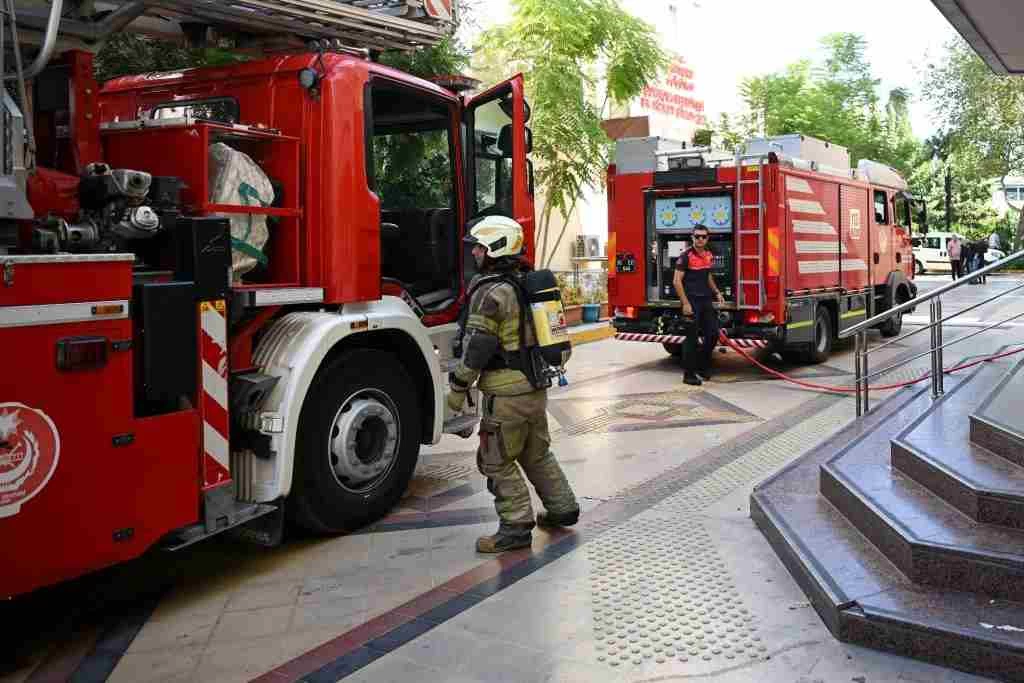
[683,297,720,374]
[476,390,578,527]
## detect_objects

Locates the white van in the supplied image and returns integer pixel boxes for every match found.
[912,232,1006,274]
[911,232,956,274]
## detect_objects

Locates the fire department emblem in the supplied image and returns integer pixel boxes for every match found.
[0,403,60,518]
[849,209,862,240]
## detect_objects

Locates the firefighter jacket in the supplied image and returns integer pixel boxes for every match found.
[451,273,536,396]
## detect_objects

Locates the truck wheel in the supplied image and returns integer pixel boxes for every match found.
[663,343,682,357]
[915,260,925,275]
[804,308,833,364]
[290,349,421,534]
[879,309,904,338]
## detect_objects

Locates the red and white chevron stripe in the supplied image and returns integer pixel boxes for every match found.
[200,300,231,489]
[423,0,453,20]
[614,332,767,349]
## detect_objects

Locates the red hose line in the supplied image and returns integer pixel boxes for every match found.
[718,332,1024,394]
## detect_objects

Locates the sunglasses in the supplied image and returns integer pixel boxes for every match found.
[693,234,709,240]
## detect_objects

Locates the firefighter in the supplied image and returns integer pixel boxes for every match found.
[446,215,580,553]
[673,224,725,386]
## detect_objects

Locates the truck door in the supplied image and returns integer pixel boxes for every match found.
[463,75,535,280]
[871,188,896,284]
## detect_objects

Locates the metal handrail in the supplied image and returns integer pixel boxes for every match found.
[841,248,1024,338]
[862,279,1024,357]
[860,309,1024,384]
[846,247,1024,417]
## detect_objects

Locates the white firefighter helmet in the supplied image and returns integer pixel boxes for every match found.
[464,215,525,259]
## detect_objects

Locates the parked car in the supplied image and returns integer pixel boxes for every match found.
[911,232,956,274]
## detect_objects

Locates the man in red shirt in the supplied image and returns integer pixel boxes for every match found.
[673,224,725,386]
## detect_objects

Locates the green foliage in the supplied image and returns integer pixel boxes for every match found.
[907,145,1000,238]
[373,131,453,210]
[473,0,667,267]
[921,37,1024,248]
[691,128,713,147]
[377,37,470,79]
[556,272,583,306]
[94,33,246,83]
[713,33,917,175]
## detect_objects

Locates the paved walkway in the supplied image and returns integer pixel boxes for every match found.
[6,278,1023,683]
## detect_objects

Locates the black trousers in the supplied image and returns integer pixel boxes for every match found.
[951,259,962,279]
[683,298,720,374]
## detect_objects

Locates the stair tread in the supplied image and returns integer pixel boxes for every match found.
[974,357,1024,444]
[824,365,1024,560]
[753,383,1024,655]
[899,360,1024,495]
[831,437,1024,559]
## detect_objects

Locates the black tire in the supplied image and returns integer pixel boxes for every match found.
[289,349,421,534]
[804,308,833,364]
[780,349,804,365]
[879,308,903,338]
[663,343,682,357]
[915,260,925,275]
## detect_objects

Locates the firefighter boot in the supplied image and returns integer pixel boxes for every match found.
[536,505,581,528]
[476,522,534,553]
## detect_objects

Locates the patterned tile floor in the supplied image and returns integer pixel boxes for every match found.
[4,278,1022,683]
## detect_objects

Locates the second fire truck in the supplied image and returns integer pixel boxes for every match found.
[608,134,920,363]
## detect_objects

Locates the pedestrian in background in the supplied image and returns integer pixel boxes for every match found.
[948,235,962,280]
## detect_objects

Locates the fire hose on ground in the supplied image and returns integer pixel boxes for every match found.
[717,331,1024,394]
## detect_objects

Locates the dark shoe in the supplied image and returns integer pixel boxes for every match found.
[476,523,533,553]
[696,369,712,382]
[537,506,581,528]
[684,373,702,386]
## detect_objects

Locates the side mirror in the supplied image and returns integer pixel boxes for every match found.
[498,96,531,123]
[498,124,533,157]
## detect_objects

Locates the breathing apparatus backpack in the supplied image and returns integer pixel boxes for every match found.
[453,268,572,390]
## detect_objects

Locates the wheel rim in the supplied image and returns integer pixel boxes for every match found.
[327,389,401,493]
[815,318,829,354]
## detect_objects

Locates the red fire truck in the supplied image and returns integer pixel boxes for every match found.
[1,0,533,599]
[608,134,919,363]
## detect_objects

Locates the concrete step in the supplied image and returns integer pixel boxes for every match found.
[971,357,1024,467]
[752,382,1024,681]
[892,360,1024,530]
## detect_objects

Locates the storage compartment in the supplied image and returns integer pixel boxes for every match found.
[101,121,301,288]
[132,281,197,415]
[646,191,736,303]
[742,134,850,172]
[651,234,734,302]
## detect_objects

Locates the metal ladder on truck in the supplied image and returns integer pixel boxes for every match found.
[0,0,458,242]
[11,1,456,57]
[734,151,766,310]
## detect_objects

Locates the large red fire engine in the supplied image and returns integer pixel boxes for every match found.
[1,0,533,599]
[608,134,920,363]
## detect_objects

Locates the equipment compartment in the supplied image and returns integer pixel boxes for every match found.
[101,122,301,286]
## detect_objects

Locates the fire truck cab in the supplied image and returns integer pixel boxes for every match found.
[0,0,534,599]
[608,134,920,363]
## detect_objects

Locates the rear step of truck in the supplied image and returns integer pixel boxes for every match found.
[162,493,279,551]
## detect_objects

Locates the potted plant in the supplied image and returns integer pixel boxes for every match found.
[595,270,609,319]
[582,288,602,323]
[557,273,584,326]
